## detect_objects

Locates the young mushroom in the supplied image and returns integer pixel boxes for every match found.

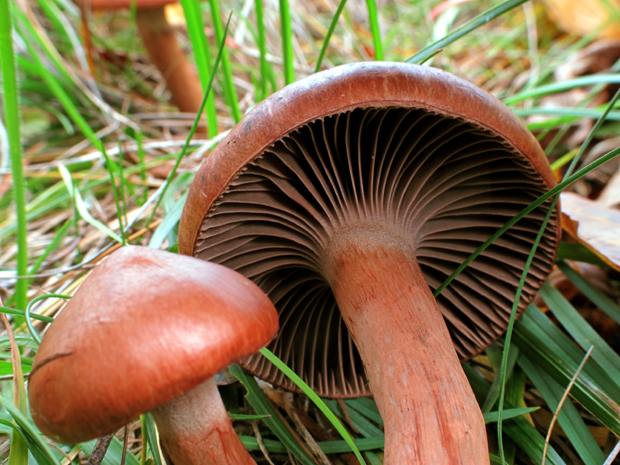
[179,62,561,463]
[78,0,204,114]
[28,246,278,465]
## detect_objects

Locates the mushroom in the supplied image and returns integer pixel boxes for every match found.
[28,246,278,465]
[178,63,561,463]
[78,0,204,114]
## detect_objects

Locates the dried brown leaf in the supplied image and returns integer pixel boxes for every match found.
[561,192,620,271]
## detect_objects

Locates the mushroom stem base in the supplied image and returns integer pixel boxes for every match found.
[151,377,255,465]
[325,230,489,464]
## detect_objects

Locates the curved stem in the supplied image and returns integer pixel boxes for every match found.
[136,8,203,115]
[151,378,256,465]
[324,226,488,464]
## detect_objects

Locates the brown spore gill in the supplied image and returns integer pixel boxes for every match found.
[194,105,558,398]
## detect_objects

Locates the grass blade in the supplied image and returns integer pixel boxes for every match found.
[322,399,383,439]
[279,0,294,84]
[315,0,347,73]
[16,11,127,240]
[504,74,620,106]
[502,415,567,465]
[24,294,70,345]
[239,435,385,454]
[482,344,519,414]
[178,0,218,137]
[434,144,620,298]
[208,0,241,122]
[316,437,383,454]
[365,0,382,60]
[259,348,367,465]
[142,413,162,465]
[407,0,528,64]
[15,10,101,148]
[605,440,620,465]
[519,354,606,465]
[514,305,620,435]
[496,196,558,463]
[2,402,60,465]
[503,364,526,463]
[345,399,382,426]
[463,363,566,464]
[483,407,539,423]
[557,260,620,324]
[254,0,269,99]
[540,282,620,386]
[542,345,593,465]
[514,108,620,120]
[148,14,232,225]
[364,451,382,465]
[228,364,318,465]
[557,243,610,268]
[58,165,123,244]
[148,192,187,249]
[1,313,29,465]
[0,0,29,311]
[0,307,53,323]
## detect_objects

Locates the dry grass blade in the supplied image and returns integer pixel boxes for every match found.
[252,420,275,465]
[542,345,594,465]
[0,312,26,413]
[604,439,620,465]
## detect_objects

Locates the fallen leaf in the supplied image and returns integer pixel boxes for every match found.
[598,167,620,209]
[555,39,620,81]
[542,0,620,39]
[561,192,620,271]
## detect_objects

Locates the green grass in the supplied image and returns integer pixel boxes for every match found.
[178,0,218,137]
[2,0,620,463]
[1,0,28,313]
[365,0,383,60]
[279,0,295,84]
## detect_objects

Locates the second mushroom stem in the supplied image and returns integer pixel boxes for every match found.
[135,7,204,115]
[151,377,256,465]
[325,227,489,464]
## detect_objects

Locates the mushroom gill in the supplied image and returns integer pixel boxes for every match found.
[192,104,558,398]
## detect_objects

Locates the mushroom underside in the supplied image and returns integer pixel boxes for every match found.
[193,105,558,398]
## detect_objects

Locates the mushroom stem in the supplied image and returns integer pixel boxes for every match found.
[135,8,203,114]
[325,227,488,464]
[151,377,256,465]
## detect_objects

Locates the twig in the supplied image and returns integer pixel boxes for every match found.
[541,345,594,465]
[284,392,331,465]
[120,425,130,465]
[252,420,275,465]
[87,433,114,465]
[0,372,30,381]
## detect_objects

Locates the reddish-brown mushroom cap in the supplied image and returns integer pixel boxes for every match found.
[28,246,278,445]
